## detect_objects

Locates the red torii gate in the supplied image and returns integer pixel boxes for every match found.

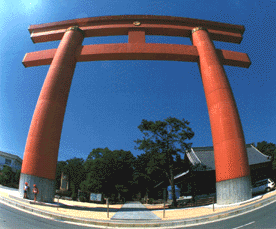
[21,15,252,204]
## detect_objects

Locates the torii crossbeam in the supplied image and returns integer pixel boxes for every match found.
[20,15,252,204]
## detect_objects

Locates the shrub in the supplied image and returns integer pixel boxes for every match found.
[71,192,77,200]
[148,198,154,204]
[79,196,87,202]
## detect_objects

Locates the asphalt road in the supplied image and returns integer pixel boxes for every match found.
[187,199,276,229]
[0,202,103,229]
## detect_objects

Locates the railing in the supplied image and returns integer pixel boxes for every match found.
[177,196,215,208]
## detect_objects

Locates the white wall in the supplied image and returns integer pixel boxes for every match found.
[0,156,5,164]
[0,155,22,172]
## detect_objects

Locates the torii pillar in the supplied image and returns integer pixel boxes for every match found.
[19,26,84,202]
[192,27,251,204]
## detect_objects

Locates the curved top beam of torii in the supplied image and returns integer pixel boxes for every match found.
[23,15,251,68]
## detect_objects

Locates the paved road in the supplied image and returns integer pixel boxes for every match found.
[0,202,102,229]
[187,199,276,229]
[112,201,161,220]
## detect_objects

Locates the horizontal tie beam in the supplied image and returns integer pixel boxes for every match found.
[22,43,251,68]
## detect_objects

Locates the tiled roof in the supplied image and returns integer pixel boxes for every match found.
[189,144,271,171]
[247,145,271,164]
[187,149,201,165]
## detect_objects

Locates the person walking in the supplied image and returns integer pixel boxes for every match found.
[32,184,39,202]
[23,182,29,199]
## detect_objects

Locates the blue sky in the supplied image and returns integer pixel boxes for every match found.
[0,0,275,162]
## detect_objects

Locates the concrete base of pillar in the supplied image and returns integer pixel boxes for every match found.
[19,173,55,203]
[216,175,252,205]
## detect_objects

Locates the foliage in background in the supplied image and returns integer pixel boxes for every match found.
[55,161,67,190]
[256,141,276,158]
[54,158,85,200]
[80,148,135,201]
[255,141,276,179]
[64,158,85,200]
[134,117,194,207]
[0,165,19,188]
[52,133,276,203]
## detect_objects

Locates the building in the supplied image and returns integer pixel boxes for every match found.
[153,144,272,199]
[178,144,272,196]
[0,151,22,172]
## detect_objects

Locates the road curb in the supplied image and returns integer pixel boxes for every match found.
[1,194,276,228]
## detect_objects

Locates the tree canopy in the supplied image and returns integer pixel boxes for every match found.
[256,141,276,170]
[55,161,67,190]
[55,158,85,200]
[80,148,136,200]
[0,165,15,186]
[134,117,194,207]
[256,141,276,156]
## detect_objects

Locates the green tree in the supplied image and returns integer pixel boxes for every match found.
[14,169,21,185]
[63,158,85,200]
[80,148,111,194]
[134,117,194,207]
[55,161,67,190]
[81,148,135,201]
[256,141,276,157]
[256,141,276,173]
[0,165,15,185]
[132,152,155,199]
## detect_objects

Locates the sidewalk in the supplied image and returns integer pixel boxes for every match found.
[1,185,276,228]
[112,201,161,220]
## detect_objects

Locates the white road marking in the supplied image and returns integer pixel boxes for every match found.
[0,199,107,228]
[232,221,255,229]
